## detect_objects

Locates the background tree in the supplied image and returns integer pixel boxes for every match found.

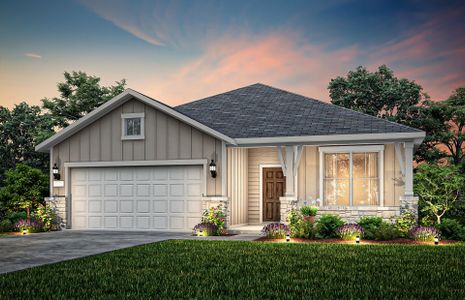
[409,86,465,167]
[0,103,54,183]
[42,71,126,128]
[414,164,464,224]
[328,65,428,124]
[0,164,49,218]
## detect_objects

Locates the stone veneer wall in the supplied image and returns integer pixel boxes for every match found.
[45,197,67,228]
[317,206,401,223]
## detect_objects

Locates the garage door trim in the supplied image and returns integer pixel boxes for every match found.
[64,159,208,228]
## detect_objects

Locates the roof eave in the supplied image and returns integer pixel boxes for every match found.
[233,132,426,147]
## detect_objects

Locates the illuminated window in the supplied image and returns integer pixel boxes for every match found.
[320,146,383,206]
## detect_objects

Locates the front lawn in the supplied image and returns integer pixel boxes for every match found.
[1,240,465,299]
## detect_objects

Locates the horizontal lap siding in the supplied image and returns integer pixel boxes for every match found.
[51,97,222,197]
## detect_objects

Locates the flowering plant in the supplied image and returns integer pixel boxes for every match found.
[193,223,219,236]
[336,224,365,240]
[261,223,289,239]
[410,226,440,241]
[201,204,225,234]
[15,219,44,233]
[32,204,59,231]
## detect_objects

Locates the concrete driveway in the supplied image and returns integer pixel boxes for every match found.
[0,230,187,274]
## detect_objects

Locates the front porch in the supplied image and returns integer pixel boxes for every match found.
[226,142,417,227]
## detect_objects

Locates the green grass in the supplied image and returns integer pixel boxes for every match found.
[1,241,465,299]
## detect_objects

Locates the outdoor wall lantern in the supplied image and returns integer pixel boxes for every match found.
[52,164,60,180]
[209,160,217,178]
[355,236,360,244]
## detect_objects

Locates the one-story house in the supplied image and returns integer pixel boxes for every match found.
[36,83,425,231]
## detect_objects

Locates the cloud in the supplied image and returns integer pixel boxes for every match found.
[146,31,359,104]
[25,53,42,59]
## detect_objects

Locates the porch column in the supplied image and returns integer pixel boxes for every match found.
[278,145,303,222]
[400,141,418,214]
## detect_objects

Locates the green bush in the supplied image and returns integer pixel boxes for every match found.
[32,204,59,231]
[315,214,345,239]
[288,209,314,239]
[0,219,14,232]
[300,205,318,216]
[395,209,417,237]
[437,219,465,241]
[6,211,27,224]
[372,222,400,240]
[357,216,384,240]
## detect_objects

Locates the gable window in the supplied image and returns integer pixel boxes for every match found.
[319,145,384,206]
[121,113,145,140]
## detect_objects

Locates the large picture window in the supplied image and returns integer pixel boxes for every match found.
[320,146,383,206]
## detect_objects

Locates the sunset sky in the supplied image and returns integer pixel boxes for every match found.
[1,0,464,108]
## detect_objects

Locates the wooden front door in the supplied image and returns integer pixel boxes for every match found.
[263,168,285,221]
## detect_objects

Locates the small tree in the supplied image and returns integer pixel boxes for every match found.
[0,164,49,218]
[414,164,464,224]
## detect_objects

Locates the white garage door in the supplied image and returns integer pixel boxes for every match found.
[71,165,204,231]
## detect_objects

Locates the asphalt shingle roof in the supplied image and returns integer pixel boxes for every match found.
[175,83,421,139]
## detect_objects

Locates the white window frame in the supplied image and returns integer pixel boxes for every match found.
[121,113,145,140]
[319,145,384,207]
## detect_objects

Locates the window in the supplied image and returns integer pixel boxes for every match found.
[121,113,144,140]
[320,146,383,206]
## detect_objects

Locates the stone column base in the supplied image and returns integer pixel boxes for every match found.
[400,195,419,218]
[201,196,230,228]
[279,196,298,223]
[45,197,67,229]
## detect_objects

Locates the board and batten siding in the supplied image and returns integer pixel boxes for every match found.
[227,148,248,226]
[52,98,223,197]
[246,145,405,224]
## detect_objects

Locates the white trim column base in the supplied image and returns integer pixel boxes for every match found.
[201,196,230,228]
[279,196,298,223]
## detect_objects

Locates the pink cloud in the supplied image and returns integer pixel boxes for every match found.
[145,32,359,105]
[25,53,42,59]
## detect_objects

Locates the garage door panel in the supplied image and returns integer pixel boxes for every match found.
[136,200,150,213]
[71,165,203,231]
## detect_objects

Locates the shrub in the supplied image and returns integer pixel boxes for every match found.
[300,205,318,217]
[15,219,44,233]
[261,223,289,239]
[437,219,465,241]
[6,211,27,224]
[357,216,384,240]
[336,224,364,240]
[192,223,219,236]
[372,222,400,240]
[410,226,440,241]
[0,219,14,232]
[315,214,345,239]
[32,204,59,231]
[201,205,225,234]
[395,209,417,237]
[288,210,314,239]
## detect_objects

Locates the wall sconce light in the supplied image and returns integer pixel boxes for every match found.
[209,160,217,178]
[52,163,60,180]
[355,236,360,244]
[434,236,439,245]
[286,234,291,242]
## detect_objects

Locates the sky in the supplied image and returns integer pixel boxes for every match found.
[1,0,465,108]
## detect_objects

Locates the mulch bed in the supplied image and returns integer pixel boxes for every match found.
[255,237,458,245]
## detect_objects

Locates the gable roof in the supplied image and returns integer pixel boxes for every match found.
[175,83,424,141]
[35,89,236,152]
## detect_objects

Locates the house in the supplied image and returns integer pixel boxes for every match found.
[36,83,425,231]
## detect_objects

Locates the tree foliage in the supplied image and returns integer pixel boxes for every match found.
[0,164,49,217]
[0,103,54,182]
[328,65,427,124]
[414,164,465,224]
[42,71,126,128]
[409,86,465,166]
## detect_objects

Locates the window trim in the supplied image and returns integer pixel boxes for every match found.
[121,112,145,140]
[319,145,384,207]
